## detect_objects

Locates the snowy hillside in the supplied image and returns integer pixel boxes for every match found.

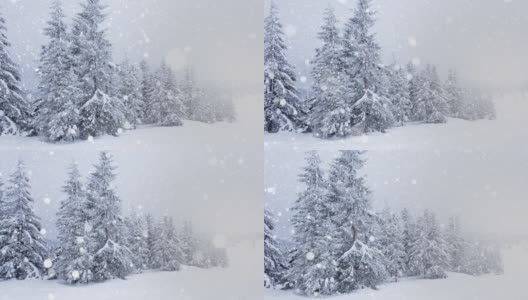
[265,245,528,300]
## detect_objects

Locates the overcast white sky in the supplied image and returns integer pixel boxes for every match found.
[267,0,528,91]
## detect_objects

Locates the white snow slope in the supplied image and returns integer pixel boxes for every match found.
[265,245,528,300]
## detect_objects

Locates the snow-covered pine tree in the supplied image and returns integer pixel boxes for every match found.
[55,161,94,284]
[264,2,304,133]
[325,151,387,292]
[288,151,340,296]
[409,210,449,279]
[85,152,132,281]
[152,216,183,271]
[407,62,426,121]
[377,208,406,281]
[386,64,412,125]
[181,66,195,119]
[400,208,416,275]
[445,216,465,272]
[33,0,82,142]
[150,61,184,126]
[342,0,394,133]
[264,208,287,288]
[124,210,149,272]
[444,69,464,118]
[139,60,155,123]
[0,11,31,135]
[180,221,198,265]
[71,0,126,138]
[116,59,144,128]
[308,6,356,138]
[145,213,158,269]
[418,65,448,124]
[0,161,48,280]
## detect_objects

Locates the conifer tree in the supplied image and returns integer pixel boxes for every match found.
[444,69,464,118]
[445,216,465,272]
[308,6,355,138]
[145,213,158,268]
[117,59,144,128]
[386,64,412,125]
[85,152,132,281]
[418,65,448,124]
[0,161,48,279]
[139,60,155,123]
[150,61,184,126]
[288,151,338,296]
[71,0,125,138]
[180,221,198,265]
[377,208,406,281]
[0,11,31,135]
[124,210,150,272]
[264,2,304,133]
[152,216,183,271]
[55,162,93,283]
[400,208,416,275]
[264,209,287,288]
[407,62,426,121]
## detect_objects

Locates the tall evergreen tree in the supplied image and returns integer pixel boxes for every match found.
[342,0,394,133]
[386,64,412,125]
[0,10,31,135]
[445,216,465,272]
[377,208,406,281]
[117,59,144,128]
[264,2,304,133]
[407,62,426,121]
[150,61,184,126]
[0,161,48,279]
[400,208,416,275]
[33,0,81,142]
[71,0,125,138]
[85,152,132,281]
[124,210,149,272]
[180,221,198,265]
[55,162,93,283]
[418,65,448,124]
[264,208,287,288]
[288,151,338,296]
[145,213,158,269]
[308,6,355,138]
[444,69,463,118]
[139,60,155,123]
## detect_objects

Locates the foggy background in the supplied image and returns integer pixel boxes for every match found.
[266,0,528,91]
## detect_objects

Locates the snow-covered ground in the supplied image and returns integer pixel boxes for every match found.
[0,241,262,300]
[265,245,528,300]
[0,94,263,299]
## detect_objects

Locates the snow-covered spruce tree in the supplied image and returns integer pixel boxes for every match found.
[377,208,406,281]
[386,64,412,125]
[409,210,449,279]
[445,216,465,272]
[264,2,304,133]
[0,161,48,280]
[124,211,149,272]
[264,208,287,288]
[325,151,387,292]
[33,0,82,142]
[150,61,184,126]
[288,151,340,296]
[116,59,144,128]
[144,213,158,268]
[85,152,132,281]
[0,11,31,135]
[180,221,198,265]
[444,69,464,118]
[71,0,126,138]
[418,65,449,124]
[139,60,155,124]
[406,62,426,121]
[152,216,183,271]
[308,6,356,138]
[181,66,196,119]
[342,0,394,133]
[55,162,94,284]
[400,208,416,275]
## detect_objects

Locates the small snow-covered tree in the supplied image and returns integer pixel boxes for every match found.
[288,151,340,296]
[139,60,155,123]
[309,6,356,138]
[71,0,125,138]
[116,59,144,128]
[386,64,412,125]
[150,61,184,126]
[444,69,464,118]
[152,216,183,271]
[144,213,158,268]
[445,216,465,272]
[180,221,198,265]
[124,210,149,272]
[85,152,132,281]
[33,0,81,142]
[409,210,449,279]
[55,162,93,284]
[0,11,31,135]
[0,161,48,280]
[377,208,406,281]
[264,2,304,133]
[264,209,287,288]
[400,208,416,275]
[418,65,448,124]
[407,62,426,121]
